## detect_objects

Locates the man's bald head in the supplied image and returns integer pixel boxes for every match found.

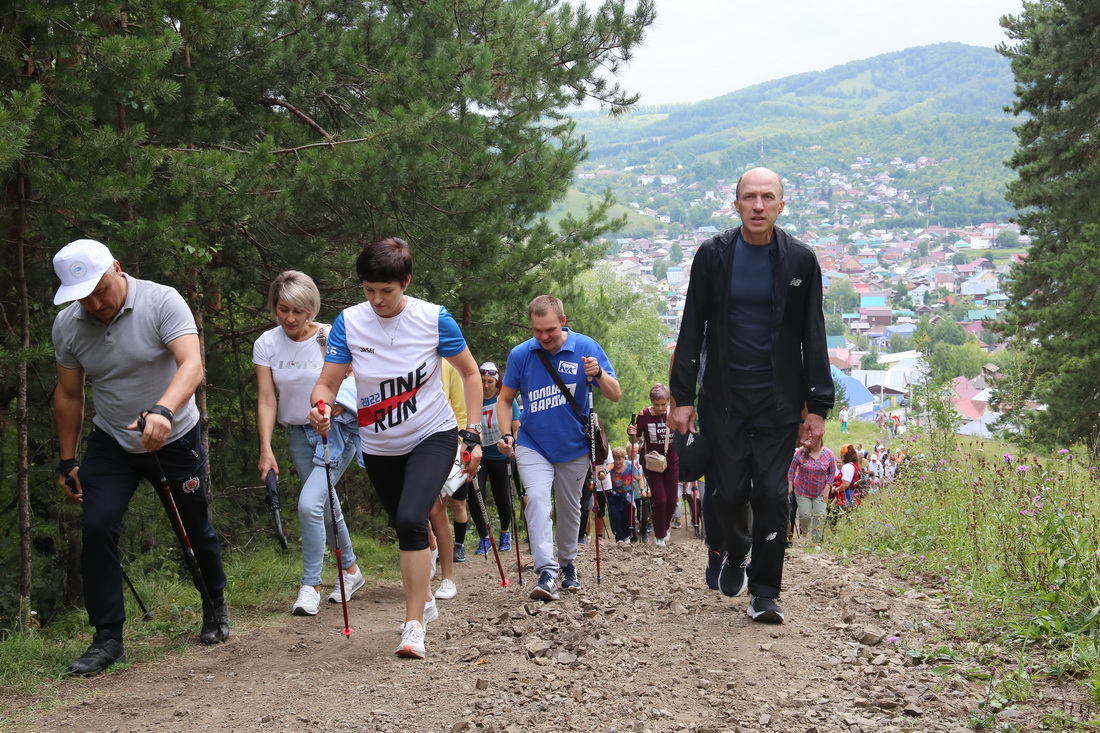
[735,167,784,200]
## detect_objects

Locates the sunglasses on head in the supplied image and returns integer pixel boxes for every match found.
[480,369,498,376]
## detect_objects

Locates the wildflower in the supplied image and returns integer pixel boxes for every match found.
[886,635,901,644]
[1003,453,1013,463]
[1058,449,1070,455]
[1018,465,1029,473]
[1049,584,1060,592]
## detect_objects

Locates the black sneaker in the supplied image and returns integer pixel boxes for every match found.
[718,553,748,597]
[199,596,230,644]
[529,570,559,601]
[747,596,785,624]
[705,549,723,590]
[453,542,467,563]
[561,563,581,591]
[66,638,127,676]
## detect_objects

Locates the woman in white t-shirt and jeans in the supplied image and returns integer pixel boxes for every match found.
[254,271,363,617]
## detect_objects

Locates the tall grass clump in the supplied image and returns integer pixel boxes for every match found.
[830,430,1100,684]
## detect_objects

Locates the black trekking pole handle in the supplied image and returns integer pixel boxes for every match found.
[264,469,289,550]
[136,415,218,625]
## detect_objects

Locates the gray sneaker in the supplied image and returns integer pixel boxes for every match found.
[453,542,467,563]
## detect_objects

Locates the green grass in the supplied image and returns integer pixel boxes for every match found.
[828,428,1100,710]
[0,532,400,710]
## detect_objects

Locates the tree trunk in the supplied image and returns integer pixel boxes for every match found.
[14,166,33,632]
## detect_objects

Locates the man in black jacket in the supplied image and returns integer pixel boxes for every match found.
[669,167,832,623]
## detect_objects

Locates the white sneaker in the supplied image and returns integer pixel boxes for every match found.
[434,578,457,600]
[424,601,439,626]
[328,568,365,604]
[396,621,426,659]
[291,585,320,616]
[430,548,439,579]
[654,537,666,547]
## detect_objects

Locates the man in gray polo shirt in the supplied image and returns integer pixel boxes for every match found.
[52,239,229,676]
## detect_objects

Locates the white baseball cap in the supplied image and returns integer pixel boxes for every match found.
[53,239,115,305]
[479,361,499,374]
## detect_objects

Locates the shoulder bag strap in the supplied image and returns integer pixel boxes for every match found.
[534,349,587,426]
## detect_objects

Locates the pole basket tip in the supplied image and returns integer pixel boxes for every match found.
[342,627,352,638]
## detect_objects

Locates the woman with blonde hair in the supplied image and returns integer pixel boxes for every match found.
[254,271,363,617]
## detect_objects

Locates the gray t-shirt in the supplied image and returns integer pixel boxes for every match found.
[53,274,200,454]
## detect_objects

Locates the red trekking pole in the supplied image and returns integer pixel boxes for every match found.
[317,401,351,638]
[588,412,602,585]
[507,457,523,586]
[466,453,509,587]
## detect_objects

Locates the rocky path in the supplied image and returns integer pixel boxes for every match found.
[16,526,986,733]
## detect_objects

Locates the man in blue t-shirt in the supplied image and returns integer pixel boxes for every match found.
[495,295,621,601]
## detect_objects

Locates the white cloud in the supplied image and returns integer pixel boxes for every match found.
[598,0,1023,107]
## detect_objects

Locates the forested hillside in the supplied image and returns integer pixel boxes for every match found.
[566,43,1017,231]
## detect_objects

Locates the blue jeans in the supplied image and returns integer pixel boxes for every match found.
[288,422,358,587]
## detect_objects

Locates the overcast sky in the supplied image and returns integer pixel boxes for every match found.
[603,0,1024,107]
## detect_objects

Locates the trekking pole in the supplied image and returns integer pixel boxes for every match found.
[317,401,352,638]
[588,409,602,585]
[264,468,289,550]
[692,485,701,540]
[122,567,154,621]
[66,475,155,621]
[507,457,523,586]
[136,416,217,626]
[466,455,509,587]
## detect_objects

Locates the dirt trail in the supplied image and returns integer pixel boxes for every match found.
[14,526,996,732]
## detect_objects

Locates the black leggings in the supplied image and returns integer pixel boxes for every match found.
[467,458,513,537]
[362,430,457,551]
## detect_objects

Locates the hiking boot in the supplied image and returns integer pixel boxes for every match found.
[453,542,467,563]
[705,549,723,591]
[329,567,365,604]
[530,570,559,601]
[474,537,490,556]
[433,578,457,600]
[561,563,581,591]
[199,596,230,644]
[747,596,785,624]
[292,585,321,616]
[395,620,426,659]
[498,531,511,552]
[718,554,748,598]
[65,639,127,676]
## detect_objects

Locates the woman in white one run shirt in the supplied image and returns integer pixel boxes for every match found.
[254,271,363,617]
[310,238,483,661]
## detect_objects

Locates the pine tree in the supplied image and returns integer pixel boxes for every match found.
[997,1,1100,452]
[0,0,657,628]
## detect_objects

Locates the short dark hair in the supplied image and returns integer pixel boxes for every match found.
[356,237,413,283]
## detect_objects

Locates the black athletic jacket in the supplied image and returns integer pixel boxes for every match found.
[670,225,834,422]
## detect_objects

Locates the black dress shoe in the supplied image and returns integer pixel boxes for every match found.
[199,596,230,644]
[66,639,127,676]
